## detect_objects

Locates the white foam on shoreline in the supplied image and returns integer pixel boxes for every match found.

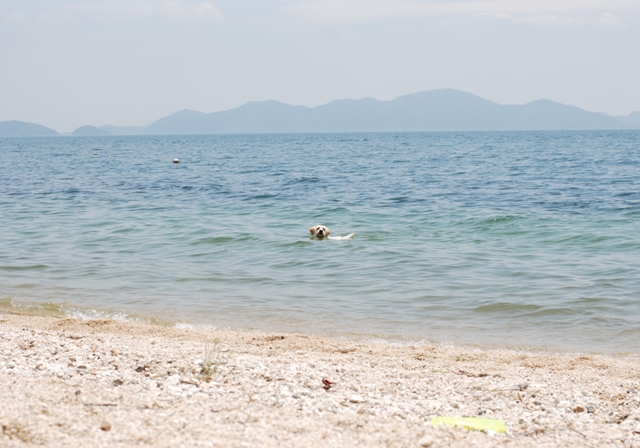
[64,306,147,323]
[2,297,638,359]
[174,322,217,331]
[0,298,156,325]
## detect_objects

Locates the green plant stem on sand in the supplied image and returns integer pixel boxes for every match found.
[199,339,226,382]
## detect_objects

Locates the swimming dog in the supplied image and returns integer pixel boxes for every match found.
[309,225,355,240]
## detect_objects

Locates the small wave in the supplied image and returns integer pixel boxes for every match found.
[64,307,147,323]
[474,215,523,225]
[244,193,278,200]
[0,298,162,326]
[473,302,540,314]
[283,177,321,186]
[189,236,236,245]
[0,298,66,317]
[0,264,48,271]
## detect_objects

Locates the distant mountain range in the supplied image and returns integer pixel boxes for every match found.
[72,125,111,136]
[0,120,58,137]
[2,89,640,137]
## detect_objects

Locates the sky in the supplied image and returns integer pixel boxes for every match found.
[1,0,640,132]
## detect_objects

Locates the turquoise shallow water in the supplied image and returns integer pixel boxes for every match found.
[1,131,639,352]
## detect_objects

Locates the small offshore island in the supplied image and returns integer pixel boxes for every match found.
[1,313,639,447]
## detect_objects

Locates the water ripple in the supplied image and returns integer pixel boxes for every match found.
[1,131,639,353]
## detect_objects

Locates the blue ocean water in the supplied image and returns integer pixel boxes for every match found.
[1,132,639,353]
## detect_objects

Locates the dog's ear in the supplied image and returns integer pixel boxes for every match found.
[326,228,331,236]
[309,227,316,235]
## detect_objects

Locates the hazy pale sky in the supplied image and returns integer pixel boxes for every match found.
[2,0,639,132]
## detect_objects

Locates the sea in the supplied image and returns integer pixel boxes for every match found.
[1,131,639,353]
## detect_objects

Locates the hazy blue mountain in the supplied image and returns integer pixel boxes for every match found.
[72,125,111,136]
[103,89,632,135]
[4,90,639,136]
[0,120,59,137]
[145,109,206,134]
[616,111,640,128]
[99,125,147,135]
[97,110,208,135]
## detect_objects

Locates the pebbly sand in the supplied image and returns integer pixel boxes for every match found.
[1,313,639,447]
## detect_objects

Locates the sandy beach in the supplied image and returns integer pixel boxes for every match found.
[1,313,639,447]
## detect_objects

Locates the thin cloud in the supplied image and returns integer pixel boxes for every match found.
[474,12,514,21]
[36,12,73,21]
[524,15,582,27]
[523,12,624,28]
[596,12,624,28]
[65,0,223,21]
[3,11,26,23]
[154,1,223,21]
[65,0,157,15]
[285,0,638,23]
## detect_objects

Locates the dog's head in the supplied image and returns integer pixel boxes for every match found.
[310,225,330,239]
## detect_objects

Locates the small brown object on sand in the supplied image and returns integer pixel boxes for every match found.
[100,422,111,431]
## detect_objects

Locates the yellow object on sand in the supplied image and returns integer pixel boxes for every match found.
[429,416,507,433]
